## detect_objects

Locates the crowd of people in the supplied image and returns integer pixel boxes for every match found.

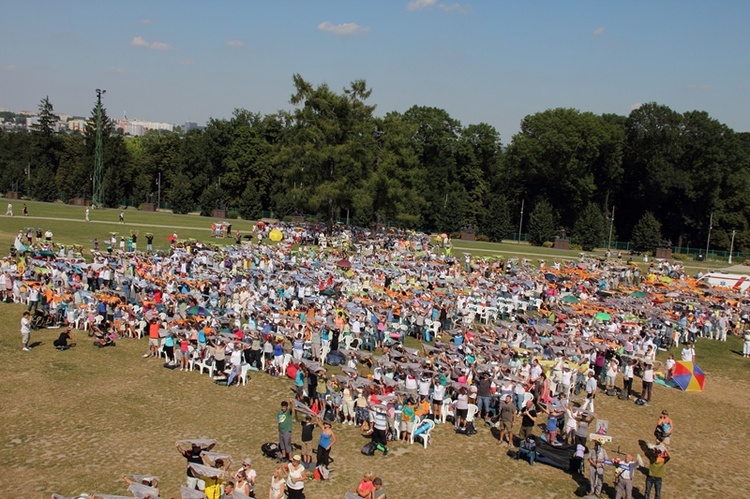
[2,221,746,498]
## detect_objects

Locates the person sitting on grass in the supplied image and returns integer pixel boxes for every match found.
[373,477,387,499]
[356,472,376,498]
[516,435,537,465]
[53,327,75,350]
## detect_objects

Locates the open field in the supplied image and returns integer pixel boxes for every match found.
[1,303,749,498]
[0,198,726,277]
[1,199,749,498]
[0,198,259,254]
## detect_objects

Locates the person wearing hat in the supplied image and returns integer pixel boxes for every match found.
[235,458,255,497]
[283,454,307,499]
[655,410,673,445]
[315,417,336,469]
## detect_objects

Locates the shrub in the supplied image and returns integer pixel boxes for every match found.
[476,234,490,242]
[542,241,553,248]
[226,210,239,220]
[570,244,582,251]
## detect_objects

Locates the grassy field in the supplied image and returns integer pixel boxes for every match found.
[0,299,748,498]
[1,199,747,498]
[0,198,259,254]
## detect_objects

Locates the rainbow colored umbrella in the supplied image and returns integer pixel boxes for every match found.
[672,361,705,391]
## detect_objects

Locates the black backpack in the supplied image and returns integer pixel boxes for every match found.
[361,442,377,456]
[261,442,281,460]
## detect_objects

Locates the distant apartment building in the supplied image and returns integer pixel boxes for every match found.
[67,119,87,132]
[117,119,175,136]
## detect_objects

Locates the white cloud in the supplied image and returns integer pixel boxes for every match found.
[629,103,642,112]
[181,59,195,66]
[131,36,149,47]
[3,64,17,71]
[139,18,152,25]
[408,0,467,12]
[317,21,370,36]
[408,0,436,10]
[149,41,170,51]
[132,36,170,50]
[226,40,244,47]
[107,66,126,74]
[593,27,605,36]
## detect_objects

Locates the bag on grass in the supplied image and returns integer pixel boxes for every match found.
[361,442,376,456]
[261,442,281,460]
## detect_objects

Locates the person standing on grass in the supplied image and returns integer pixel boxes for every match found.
[497,394,516,446]
[277,400,294,462]
[315,417,336,469]
[284,455,307,499]
[587,439,608,498]
[641,362,654,404]
[645,444,670,499]
[22,204,27,216]
[176,440,217,490]
[119,211,125,224]
[743,330,750,358]
[21,311,31,351]
[5,202,12,216]
[85,207,90,222]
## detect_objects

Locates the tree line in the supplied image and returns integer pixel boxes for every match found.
[1,75,749,253]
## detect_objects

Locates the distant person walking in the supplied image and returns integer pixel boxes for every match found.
[5,203,12,216]
[22,204,28,216]
[21,311,31,351]
[119,211,125,224]
[85,208,90,222]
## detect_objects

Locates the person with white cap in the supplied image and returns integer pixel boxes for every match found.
[235,457,256,497]
[284,454,307,499]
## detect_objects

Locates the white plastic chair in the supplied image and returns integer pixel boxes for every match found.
[441,399,455,424]
[410,418,436,448]
[466,403,479,425]
[240,363,250,385]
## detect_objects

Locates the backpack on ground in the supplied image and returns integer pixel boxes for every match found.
[361,442,377,456]
[261,442,281,460]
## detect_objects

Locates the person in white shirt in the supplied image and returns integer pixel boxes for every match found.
[581,371,597,413]
[680,343,696,362]
[20,311,31,351]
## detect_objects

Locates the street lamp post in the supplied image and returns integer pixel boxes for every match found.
[705,213,713,261]
[729,229,736,264]
[607,205,615,251]
[157,171,161,210]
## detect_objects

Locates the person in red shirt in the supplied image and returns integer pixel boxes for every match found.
[145,318,160,358]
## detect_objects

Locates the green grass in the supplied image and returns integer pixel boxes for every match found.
[1,198,259,254]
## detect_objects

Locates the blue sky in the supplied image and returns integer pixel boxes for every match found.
[2,0,748,141]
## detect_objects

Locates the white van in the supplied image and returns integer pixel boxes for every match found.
[698,272,750,292]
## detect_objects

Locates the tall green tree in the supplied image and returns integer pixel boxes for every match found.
[168,172,194,214]
[630,211,663,253]
[238,180,263,220]
[29,96,62,201]
[527,199,559,246]
[572,203,607,251]
[504,108,623,228]
[280,75,377,232]
[483,195,513,242]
